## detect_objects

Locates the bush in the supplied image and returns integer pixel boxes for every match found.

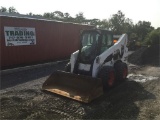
[143,28,160,45]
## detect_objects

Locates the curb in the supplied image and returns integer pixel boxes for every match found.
[1,59,69,75]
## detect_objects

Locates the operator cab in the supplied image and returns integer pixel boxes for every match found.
[73,29,113,75]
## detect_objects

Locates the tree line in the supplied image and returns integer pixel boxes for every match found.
[0,6,159,46]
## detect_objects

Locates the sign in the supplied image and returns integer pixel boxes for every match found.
[4,27,36,46]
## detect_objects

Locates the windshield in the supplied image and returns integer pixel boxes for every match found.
[80,32,100,63]
[82,32,99,47]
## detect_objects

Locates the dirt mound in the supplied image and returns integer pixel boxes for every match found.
[128,47,147,65]
[128,45,160,66]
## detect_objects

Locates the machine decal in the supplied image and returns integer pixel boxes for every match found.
[103,54,113,64]
[120,45,124,58]
[113,49,120,60]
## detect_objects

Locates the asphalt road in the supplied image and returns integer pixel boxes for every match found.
[1,61,68,90]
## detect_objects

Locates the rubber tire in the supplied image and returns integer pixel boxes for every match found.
[65,62,71,72]
[98,66,115,91]
[114,62,128,82]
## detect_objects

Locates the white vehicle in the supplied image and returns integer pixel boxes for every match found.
[42,29,128,103]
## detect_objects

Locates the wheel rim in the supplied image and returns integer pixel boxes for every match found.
[123,68,127,78]
[108,71,115,86]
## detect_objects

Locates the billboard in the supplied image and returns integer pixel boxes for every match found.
[4,27,36,46]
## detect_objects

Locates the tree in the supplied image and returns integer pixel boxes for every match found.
[8,6,18,13]
[90,19,101,27]
[109,10,126,34]
[0,6,7,12]
[108,10,135,36]
[64,12,70,18]
[43,12,56,19]
[0,6,19,13]
[27,12,33,16]
[43,12,52,19]
[143,28,160,45]
[53,11,64,19]
[123,18,133,32]
[129,33,138,40]
[98,19,111,30]
[64,12,74,22]
[133,21,154,42]
[75,12,85,23]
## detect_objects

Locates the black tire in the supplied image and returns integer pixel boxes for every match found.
[65,62,71,72]
[114,61,128,82]
[98,66,116,91]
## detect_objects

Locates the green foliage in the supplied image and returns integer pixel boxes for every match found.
[109,10,126,34]
[143,28,160,45]
[75,12,85,23]
[133,21,154,42]
[99,11,134,36]
[0,6,7,12]
[0,6,19,13]
[129,33,138,40]
[99,19,110,30]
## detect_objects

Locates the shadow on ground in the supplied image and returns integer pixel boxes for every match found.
[81,80,156,119]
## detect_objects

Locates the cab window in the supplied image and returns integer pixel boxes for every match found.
[100,34,113,53]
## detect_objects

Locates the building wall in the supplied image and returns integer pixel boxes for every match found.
[0,16,93,68]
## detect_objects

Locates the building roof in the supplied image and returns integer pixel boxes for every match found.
[0,12,93,26]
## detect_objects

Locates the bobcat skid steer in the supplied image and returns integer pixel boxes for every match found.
[42,29,128,103]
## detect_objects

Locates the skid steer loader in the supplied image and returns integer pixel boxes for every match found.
[42,29,128,103]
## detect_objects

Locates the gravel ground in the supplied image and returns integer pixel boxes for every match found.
[0,62,160,120]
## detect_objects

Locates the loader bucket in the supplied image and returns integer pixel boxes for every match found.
[42,71,103,103]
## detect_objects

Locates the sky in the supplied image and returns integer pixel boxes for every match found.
[0,0,160,28]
